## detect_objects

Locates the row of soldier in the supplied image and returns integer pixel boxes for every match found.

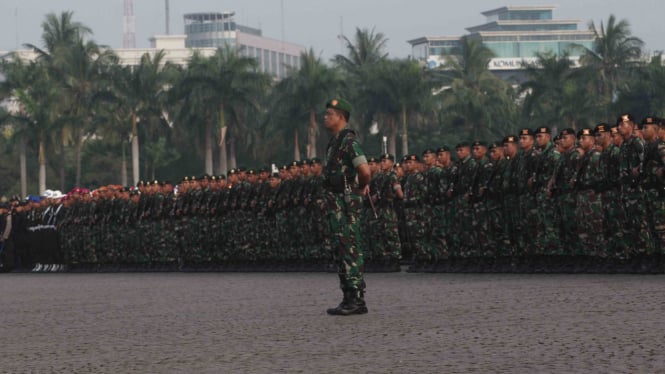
[2,113,665,272]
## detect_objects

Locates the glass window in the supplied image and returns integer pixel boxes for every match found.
[264,50,270,73]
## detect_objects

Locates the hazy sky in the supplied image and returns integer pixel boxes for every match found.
[0,0,663,60]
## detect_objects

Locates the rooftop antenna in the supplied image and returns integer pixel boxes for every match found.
[122,0,136,48]
[165,0,170,35]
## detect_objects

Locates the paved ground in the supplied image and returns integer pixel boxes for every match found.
[1,271,664,373]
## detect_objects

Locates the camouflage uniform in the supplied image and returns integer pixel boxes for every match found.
[553,145,581,255]
[643,134,665,253]
[323,127,368,292]
[533,139,561,255]
[449,153,478,258]
[402,157,429,263]
[619,134,654,256]
[574,132,605,258]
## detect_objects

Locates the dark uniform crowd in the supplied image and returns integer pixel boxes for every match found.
[2,113,665,273]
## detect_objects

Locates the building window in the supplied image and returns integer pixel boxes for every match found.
[264,49,270,73]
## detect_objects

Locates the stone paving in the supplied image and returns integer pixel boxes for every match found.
[1,272,664,373]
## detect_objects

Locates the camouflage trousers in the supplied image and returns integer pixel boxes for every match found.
[429,205,448,260]
[326,192,365,291]
[621,188,655,256]
[644,189,665,254]
[576,190,605,257]
[601,189,629,258]
[404,205,431,261]
[556,192,578,255]
[502,194,519,256]
[518,193,538,256]
[451,195,475,258]
[536,191,561,255]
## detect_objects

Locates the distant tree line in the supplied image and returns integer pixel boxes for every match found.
[1,12,662,197]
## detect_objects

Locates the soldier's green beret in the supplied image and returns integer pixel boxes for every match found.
[489,142,501,150]
[610,126,619,135]
[198,174,210,180]
[519,128,534,137]
[380,153,395,161]
[248,169,256,175]
[401,155,409,163]
[405,154,420,162]
[559,128,575,136]
[300,159,311,166]
[237,166,247,172]
[472,140,487,148]
[577,128,593,139]
[290,160,300,168]
[259,166,270,173]
[227,168,237,176]
[218,175,226,180]
[368,156,379,163]
[616,113,634,125]
[456,142,470,149]
[422,148,436,155]
[594,123,610,134]
[437,145,451,153]
[502,135,518,144]
[641,116,659,127]
[310,157,322,165]
[270,172,280,178]
[280,165,288,171]
[534,126,550,135]
[553,134,562,142]
[326,98,352,116]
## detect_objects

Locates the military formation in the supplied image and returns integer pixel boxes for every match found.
[2,113,665,273]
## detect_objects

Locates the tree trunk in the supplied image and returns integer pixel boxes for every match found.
[59,133,65,191]
[205,112,213,175]
[121,140,128,186]
[75,128,83,187]
[307,109,317,158]
[218,106,228,175]
[131,112,140,185]
[19,136,27,198]
[38,136,46,195]
[294,128,301,161]
[228,138,237,169]
[218,140,228,176]
[389,117,397,157]
[401,105,408,156]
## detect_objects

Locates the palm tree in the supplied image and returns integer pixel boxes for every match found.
[176,45,268,174]
[580,14,644,116]
[438,37,517,139]
[115,50,176,185]
[11,61,62,194]
[273,48,342,159]
[59,39,119,187]
[0,57,35,197]
[334,27,389,73]
[368,58,434,156]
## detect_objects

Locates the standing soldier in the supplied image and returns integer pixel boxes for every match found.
[402,154,429,268]
[436,146,455,265]
[448,142,478,265]
[641,117,665,264]
[470,141,493,263]
[322,98,371,316]
[501,135,520,265]
[551,128,580,264]
[486,141,507,264]
[363,156,382,265]
[574,128,605,269]
[595,123,628,266]
[377,154,403,269]
[533,127,561,267]
[516,129,538,265]
[617,114,654,267]
[422,148,444,263]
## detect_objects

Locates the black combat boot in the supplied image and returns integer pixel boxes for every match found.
[326,289,368,316]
